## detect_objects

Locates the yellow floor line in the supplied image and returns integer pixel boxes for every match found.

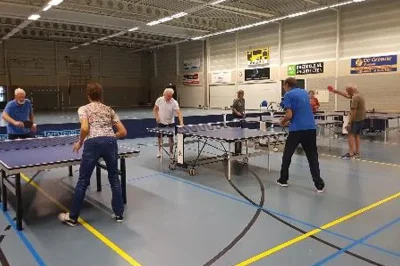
[321,153,400,168]
[235,191,400,266]
[21,173,142,266]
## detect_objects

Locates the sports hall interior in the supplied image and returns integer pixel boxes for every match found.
[0,0,399,265]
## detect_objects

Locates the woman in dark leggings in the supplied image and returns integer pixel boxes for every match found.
[58,82,127,226]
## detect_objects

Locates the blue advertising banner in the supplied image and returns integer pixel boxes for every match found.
[351,55,397,74]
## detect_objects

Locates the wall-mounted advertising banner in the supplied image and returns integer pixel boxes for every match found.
[244,68,270,81]
[211,71,232,84]
[183,73,200,85]
[183,58,201,70]
[288,62,324,76]
[247,48,269,66]
[350,55,397,74]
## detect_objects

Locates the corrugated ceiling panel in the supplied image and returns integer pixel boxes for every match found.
[340,0,400,58]
[237,23,279,68]
[209,34,236,72]
[282,10,337,64]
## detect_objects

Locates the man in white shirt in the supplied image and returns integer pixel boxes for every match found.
[153,88,184,157]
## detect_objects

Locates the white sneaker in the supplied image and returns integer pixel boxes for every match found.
[157,150,161,158]
[58,212,78,227]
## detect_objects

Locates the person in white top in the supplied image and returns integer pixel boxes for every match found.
[153,87,184,157]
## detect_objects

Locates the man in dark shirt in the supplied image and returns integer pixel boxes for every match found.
[232,90,245,154]
[232,90,245,118]
[277,78,325,193]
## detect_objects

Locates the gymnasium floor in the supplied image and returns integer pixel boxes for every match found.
[0,108,399,266]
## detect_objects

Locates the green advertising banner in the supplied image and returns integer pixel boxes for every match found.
[287,65,296,76]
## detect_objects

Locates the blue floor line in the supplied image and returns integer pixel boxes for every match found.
[0,203,46,266]
[312,216,400,265]
[158,172,400,258]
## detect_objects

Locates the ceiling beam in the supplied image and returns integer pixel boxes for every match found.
[0,2,210,39]
[180,0,275,18]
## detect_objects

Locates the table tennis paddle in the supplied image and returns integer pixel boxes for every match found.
[23,121,33,128]
[327,85,334,92]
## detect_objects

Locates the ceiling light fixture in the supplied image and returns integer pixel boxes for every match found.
[42,5,52,11]
[147,12,188,26]
[28,14,41,20]
[210,0,227,5]
[48,0,64,6]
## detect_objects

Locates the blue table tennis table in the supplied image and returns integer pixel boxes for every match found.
[0,135,139,230]
[148,121,287,180]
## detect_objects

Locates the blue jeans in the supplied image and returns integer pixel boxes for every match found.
[69,136,124,220]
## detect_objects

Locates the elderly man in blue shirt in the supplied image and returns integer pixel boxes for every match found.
[2,88,37,139]
[277,78,325,193]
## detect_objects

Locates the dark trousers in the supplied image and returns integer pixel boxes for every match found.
[69,136,124,220]
[279,129,324,189]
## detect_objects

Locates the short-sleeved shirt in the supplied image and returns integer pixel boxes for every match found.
[155,97,179,125]
[282,88,316,132]
[350,94,366,121]
[232,98,245,116]
[4,99,33,135]
[78,102,120,139]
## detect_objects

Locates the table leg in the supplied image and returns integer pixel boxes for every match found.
[1,172,6,210]
[227,143,231,180]
[120,158,127,204]
[68,166,73,176]
[15,173,23,230]
[96,164,102,192]
[0,170,3,203]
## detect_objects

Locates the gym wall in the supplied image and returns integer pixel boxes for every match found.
[336,0,400,112]
[150,45,177,103]
[151,0,399,112]
[0,39,150,110]
[177,40,205,108]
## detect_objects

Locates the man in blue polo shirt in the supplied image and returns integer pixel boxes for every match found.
[277,78,325,193]
[2,88,37,139]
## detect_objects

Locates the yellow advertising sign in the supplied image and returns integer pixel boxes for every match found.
[247,48,270,66]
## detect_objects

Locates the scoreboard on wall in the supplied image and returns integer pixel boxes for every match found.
[247,48,269,66]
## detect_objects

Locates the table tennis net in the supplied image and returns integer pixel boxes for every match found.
[0,135,79,151]
[176,121,242,134]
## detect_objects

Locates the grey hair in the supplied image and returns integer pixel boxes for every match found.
[14,88,26,96]
[163,88,174,95]
[345,83,358,91]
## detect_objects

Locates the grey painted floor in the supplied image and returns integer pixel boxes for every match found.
[1,109,399,266]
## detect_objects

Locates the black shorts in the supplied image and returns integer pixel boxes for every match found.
[157,123,175,137]
[158,123,175,128]
[349,120,363,135]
